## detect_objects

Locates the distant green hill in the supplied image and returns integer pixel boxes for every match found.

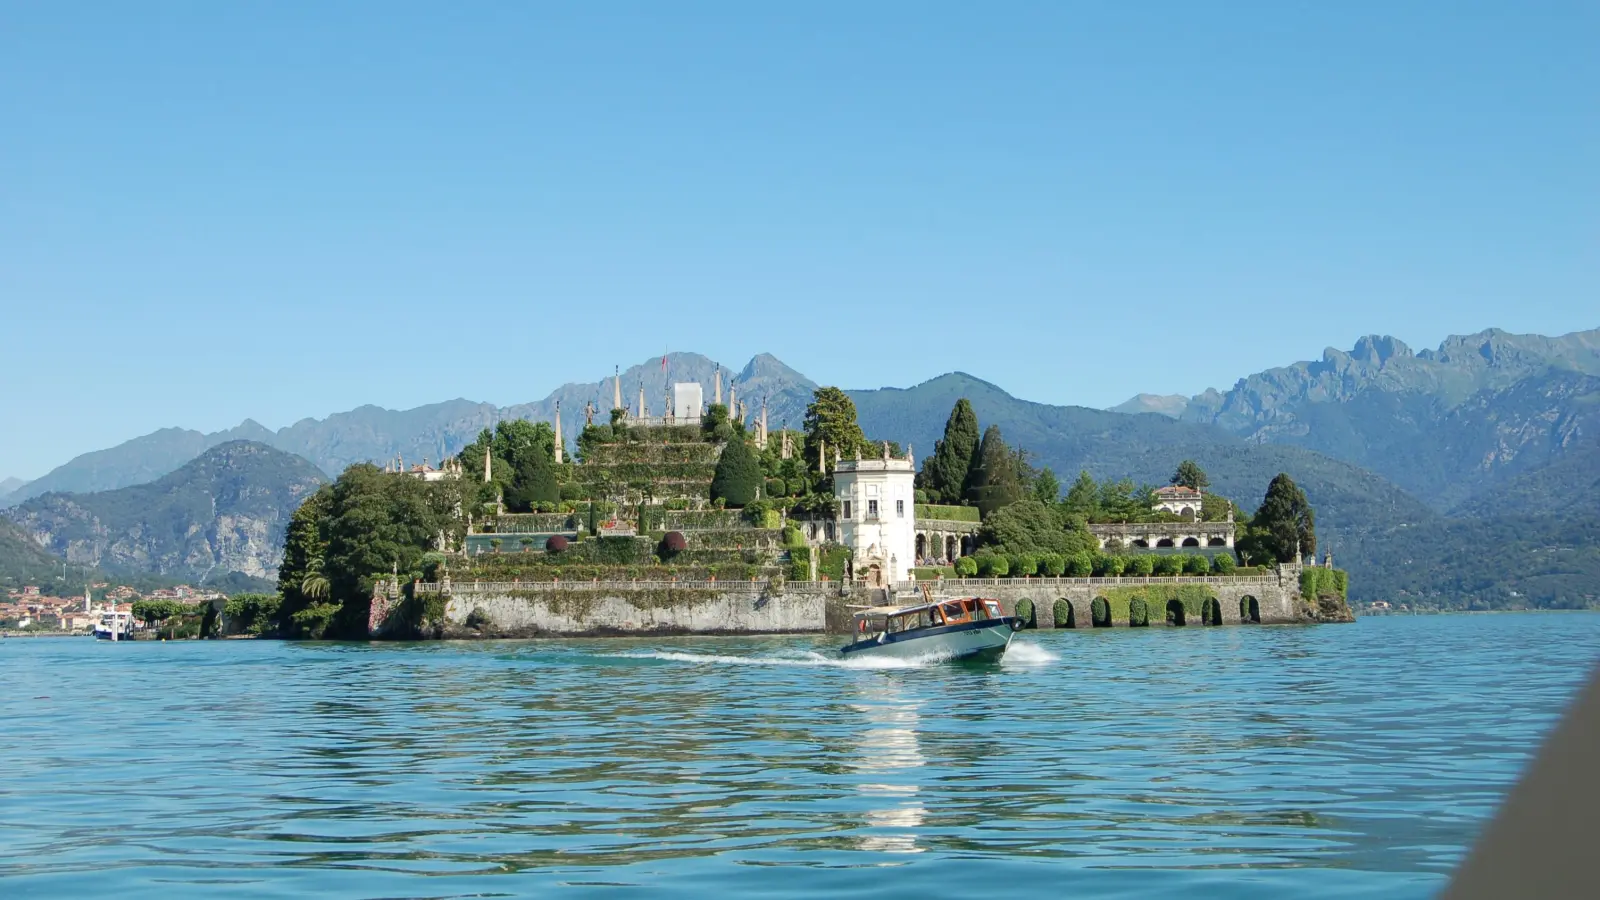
[5,441,327,583]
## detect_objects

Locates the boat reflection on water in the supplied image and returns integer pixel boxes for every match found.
[847,683,928,854]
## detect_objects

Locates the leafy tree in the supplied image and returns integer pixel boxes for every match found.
[710,437,762,507]
[965,425,1025,516]
[803,387,870,474]
[1210,553,1237,575]
[1253,473,1317,562]
[1062,470,1099,521]
[953,556,978,577]
[1171,460,1210,490]
[1182,554,1210,574]
[920,399,981,504]
[1126,555,1155,576]
[223,593,281,635]
[1032,466,1061,504]
[132,599,186,627]
[702,403,732,440]
[978,499,1097,557]
[276,484,332,632]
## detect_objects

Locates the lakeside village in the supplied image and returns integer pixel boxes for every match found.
[8,372,1350,640]
[1,583,222,638]
[239,369,1351,641]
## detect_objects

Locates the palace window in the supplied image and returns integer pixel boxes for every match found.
[896,499,904,517]
[868,500,879,518]
[842,500,852,519]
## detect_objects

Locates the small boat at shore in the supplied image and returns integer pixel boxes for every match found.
[841,595,1023,662]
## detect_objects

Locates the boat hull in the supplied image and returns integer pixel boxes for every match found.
[840,617,1021,662]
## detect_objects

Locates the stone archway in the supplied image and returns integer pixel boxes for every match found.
[866,564,883,587]
[1166,599,1186,626]
[960,535,976,556]
[945,535,957,561]
[1091,597,1112,628]
[1202,598,1222,626]
[1240,596,1261,624]
[1182,537,1201,548]
[1208,537,1228,547]
[1131,539,1150,549]
[915,533,926,561]
[1156,538,1175,549]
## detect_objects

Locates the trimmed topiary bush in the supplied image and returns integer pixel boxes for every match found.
[1013,597,1034,628]
[1126,554,1155,576]
[1039,553,1065,577]
[1153,555,1183,576]
[710,437,761,507]
[954,556,978,577]
[765,478,787,499]
[1065,552,1093,577]
[1211,553,1237,574]
[661,531,688,555]
[1053,599,1072,628]
[546,534,569,553]
[1183,554,1210,575]
[976,553,1009,577]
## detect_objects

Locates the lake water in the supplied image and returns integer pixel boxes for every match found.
[3,613,1597,898]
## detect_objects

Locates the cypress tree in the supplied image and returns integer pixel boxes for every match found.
[711,436,762,507]
[1253,473,1316,562]
[924,399,980,503]
[965,425,1025,516]
[506,446,559,511]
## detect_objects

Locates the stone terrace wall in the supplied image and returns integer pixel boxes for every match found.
[887,570,1305,627]
[429,580,836,637]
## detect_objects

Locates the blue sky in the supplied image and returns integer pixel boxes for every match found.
[2,2,1595,479]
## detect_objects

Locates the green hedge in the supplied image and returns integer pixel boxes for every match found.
[1300,567,1349,601]
[1097,584,1217,625]
[911,566,956,581]
[817,546,850,581]
[915,503,980,523]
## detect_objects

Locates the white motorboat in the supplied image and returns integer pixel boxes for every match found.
[93,610,135,641]
[841,595,1022,662]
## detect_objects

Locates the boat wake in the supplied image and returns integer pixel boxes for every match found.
[609,649,941,670]
[1000,641,1060,667]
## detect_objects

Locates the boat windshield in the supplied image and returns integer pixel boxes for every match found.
[855,598,1002,639]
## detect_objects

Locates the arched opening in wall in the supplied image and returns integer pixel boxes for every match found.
[1013,598,1035,629]
[1166,599,1187,626]
[807,524,817,540]
[1131,539,1150,549]
[1182,537,1201,548]
[1129,598,1150,627]
[1207,537,1228,547]
[1156,538,1176,549]
[1241,595,1261,624]
[825,522,836,541]
[1053,599,1074,628]
[1201,598,1222,626]
[1180,506,1195,520]
[1091,597,1112,628]
[961,535,975,556]
[915,533,926,560]
[946,535,957,561]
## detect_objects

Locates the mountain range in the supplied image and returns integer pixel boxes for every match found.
[7,441,327,583]
[4,327,1597,608]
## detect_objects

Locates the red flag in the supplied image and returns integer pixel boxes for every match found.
[661,354,668,371]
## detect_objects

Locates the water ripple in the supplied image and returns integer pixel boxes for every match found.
[2,613,1597,897]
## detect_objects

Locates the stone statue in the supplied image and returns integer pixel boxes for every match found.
[882,441,889,460]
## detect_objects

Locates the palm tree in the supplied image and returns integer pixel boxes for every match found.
[301,572,330,601]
